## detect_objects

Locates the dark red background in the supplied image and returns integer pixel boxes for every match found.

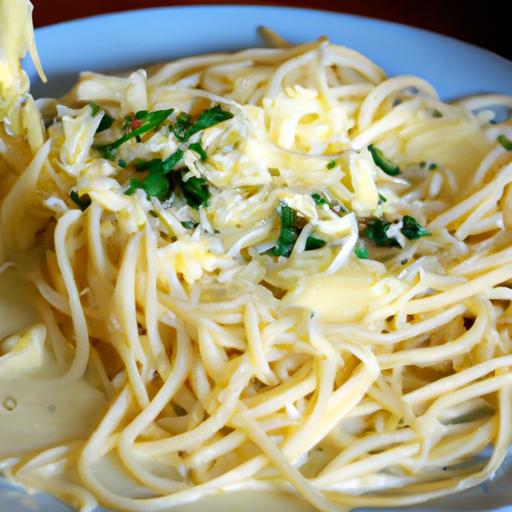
[32,0,509,61]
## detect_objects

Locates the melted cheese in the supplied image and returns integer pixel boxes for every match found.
[0,267,37,338]
[284,264,380,323]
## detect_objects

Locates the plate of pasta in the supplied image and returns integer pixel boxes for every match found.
[1,2,512,512]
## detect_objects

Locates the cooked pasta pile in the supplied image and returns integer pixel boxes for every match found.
[1,2,512,511]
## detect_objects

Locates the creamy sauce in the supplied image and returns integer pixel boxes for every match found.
[0,266,37,338]
[172,490,316,512]
[93,454,316,512]
[0,378,105,457]
[0,268,106,458]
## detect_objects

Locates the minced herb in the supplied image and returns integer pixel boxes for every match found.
[368,144,400,176]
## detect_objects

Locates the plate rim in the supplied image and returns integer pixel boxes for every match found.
[34,3,511,68]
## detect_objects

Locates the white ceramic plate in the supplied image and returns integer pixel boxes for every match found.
[3,5,512,511]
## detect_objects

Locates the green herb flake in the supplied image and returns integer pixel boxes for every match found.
[270,204,325,256]
[118,159,128,168]
[432,109,443,118]
[170,112,192,140]
[305,236,326,251]
[133,110,149,120]
[182,105,233,141]
[189,142,208,161]
[97,112,114,133]
[498,134,512,151]
[89,102,115,132]
[126,168,170,202]
[354,245,369,259]
[272,203,299,257]
[311,193,329,206]
[134,150,183,175]
[162,149,184,174]
[326,160,336,169]
[400,215,431,240]
[368,144,400,176]
[420,161,437,171]
[69,191,92,211]
[179,175,210,210]
[135,158,161,172]
[98,108,174,160]
[363,219,400,248]
[378,193,387,204]
[180,220,197,229]
[89,102,100,116]
[126,149,204,205]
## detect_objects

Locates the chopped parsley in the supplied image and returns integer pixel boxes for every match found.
[363,219,400,248]
[363,216,430,247]
[134,150,184,175]
[272,203,299,257]
[126,147,210,207]
[161,149,185,174]
[89,102,114,133]
[98,108,174,160]
[378,193,387,204]
[189,142,208,161]
[354,245,369,259]
[97,112,114,132]
[180,220,198,229]
[401,215,431,240]
[101,105,234,205]
[177,174,210,209]
[126,164,209,209]
[89,102,100,116]
[420,161,438,171]
[368,144,400,176]
[126,168,170,201]
[431,109,443,118]
[69,191,91,211]
[118,159,128,168]
[304,236,326,251]
[172,105,233,142]
[171,112,192,140]
[135,158,162,172]
[498,134,512,151]
[311,193,329,206]
[271,203,326,257]
[326,160,336,169]
[311,192,348,216]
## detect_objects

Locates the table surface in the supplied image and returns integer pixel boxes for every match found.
[31,0,509,61]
